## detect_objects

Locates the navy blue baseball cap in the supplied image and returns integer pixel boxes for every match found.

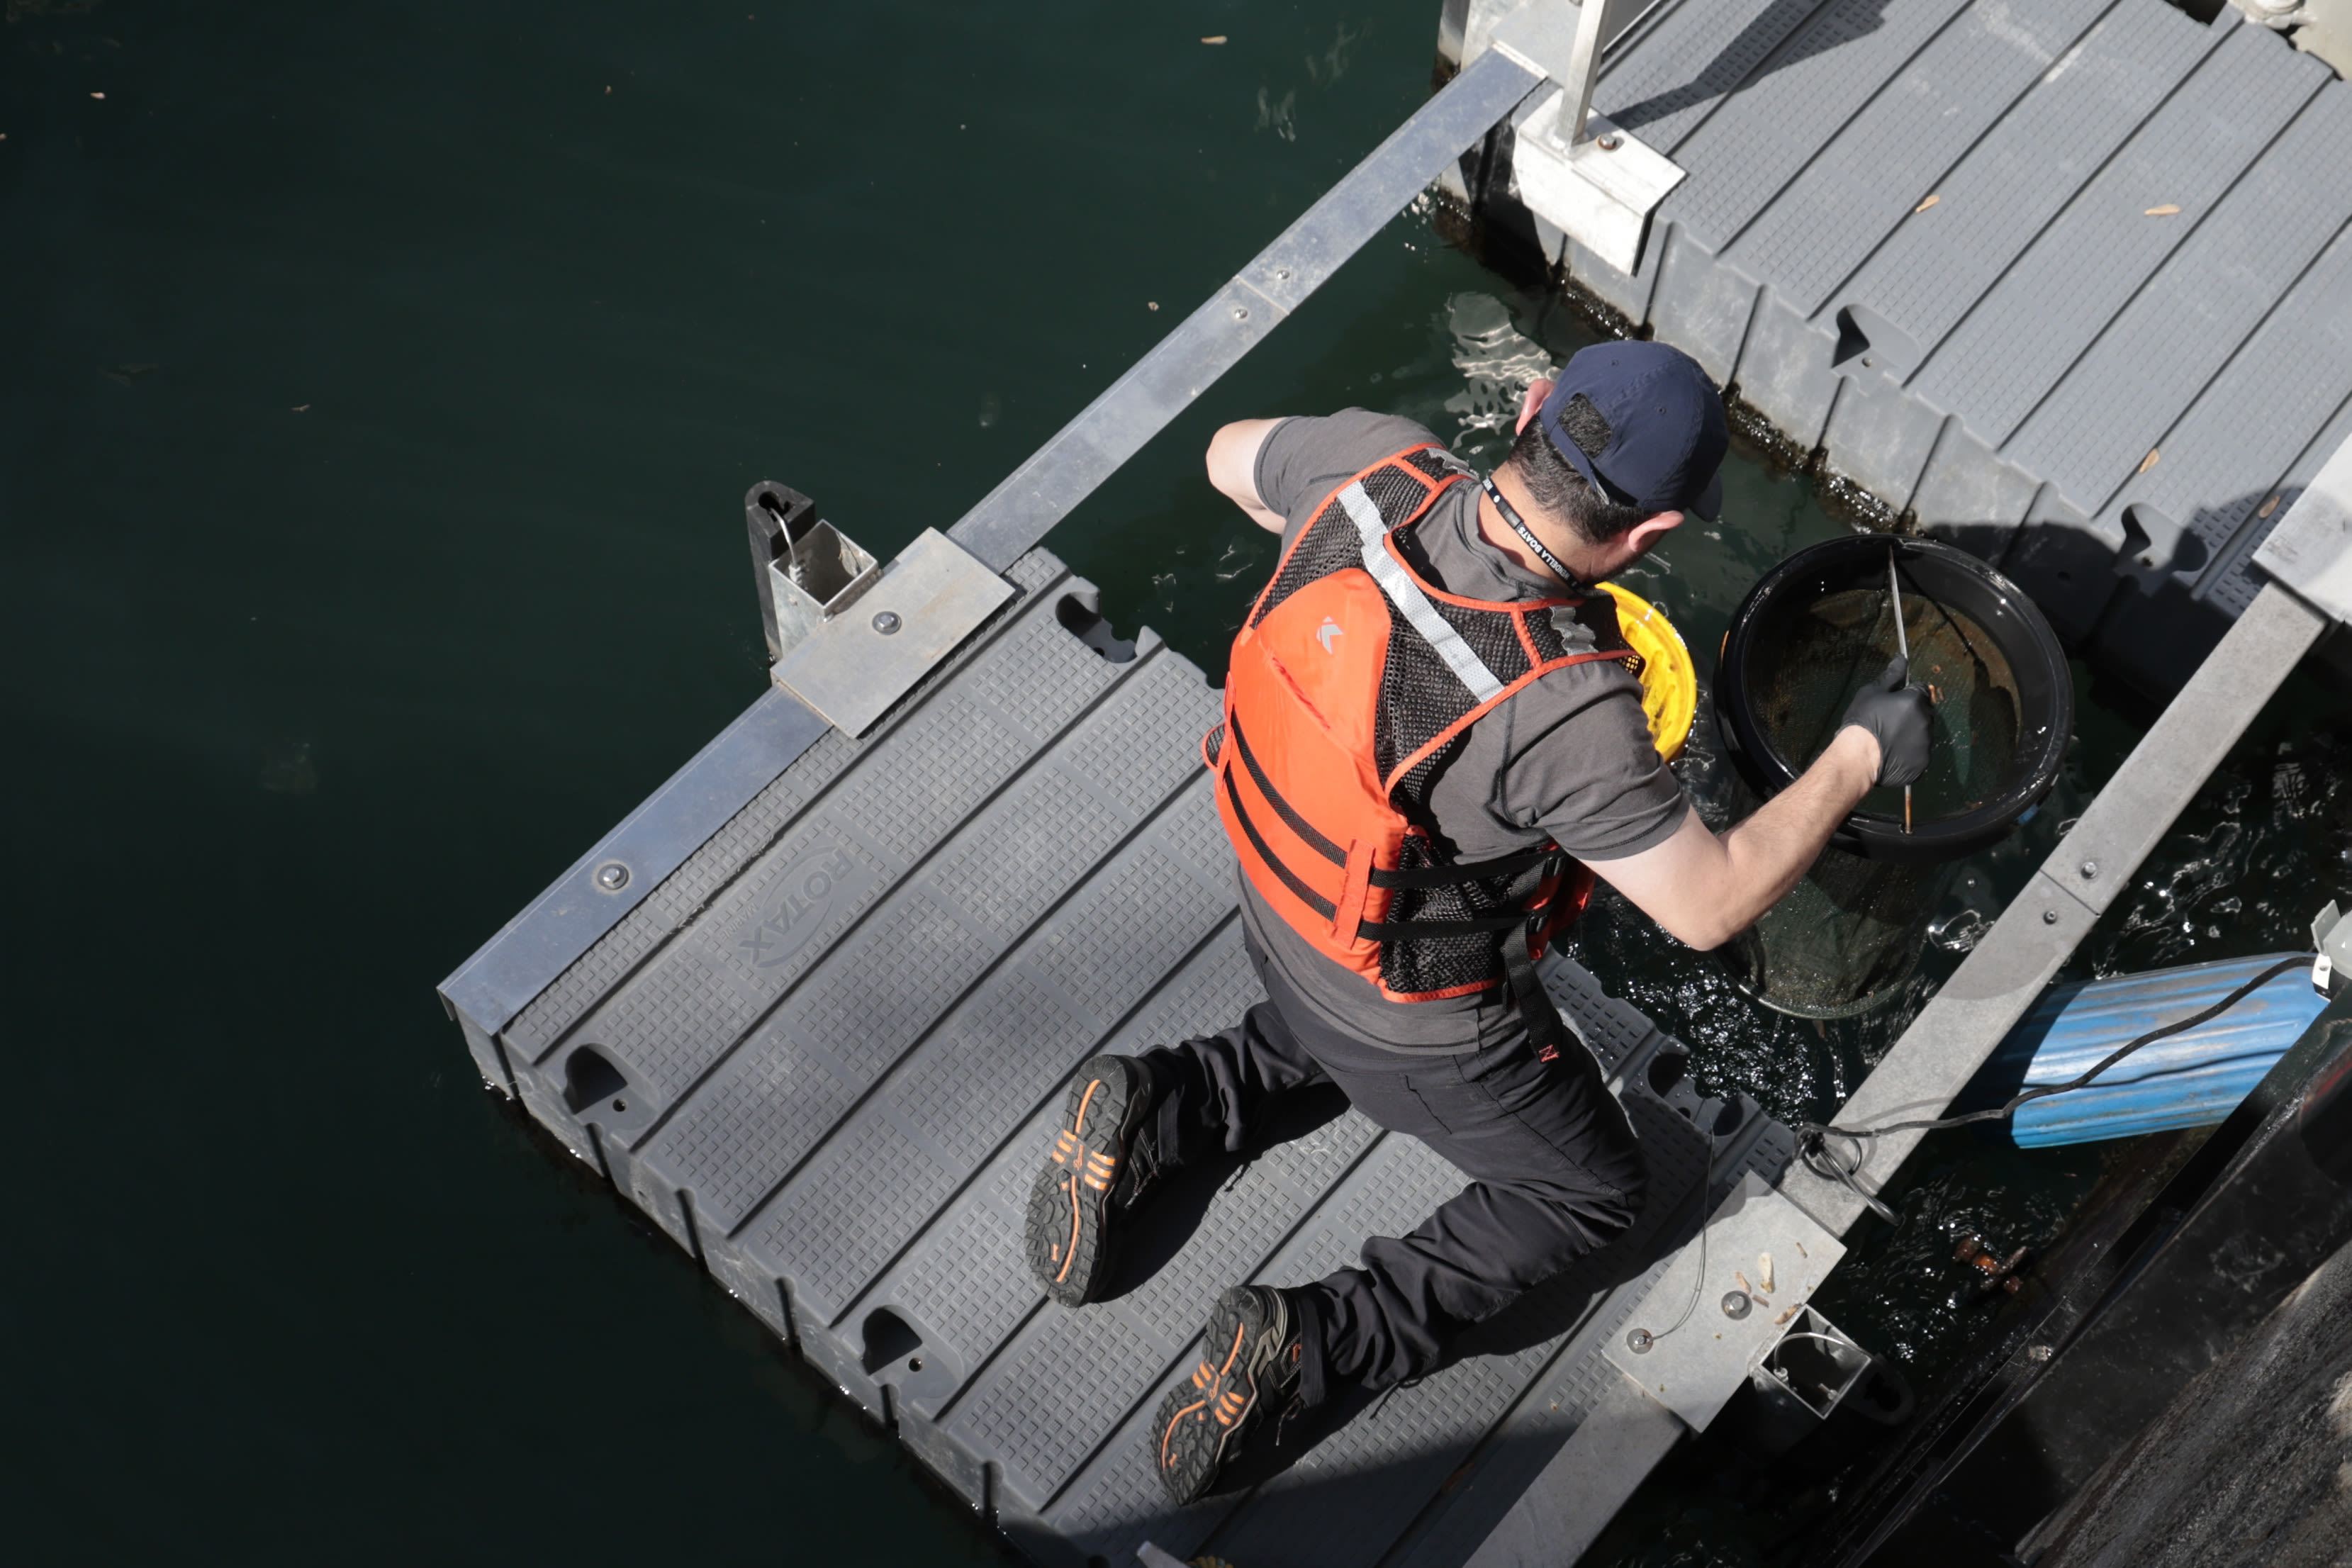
[1538,341,1728,521]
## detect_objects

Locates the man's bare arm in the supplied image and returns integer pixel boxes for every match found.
[1206,419,1288,533]
[1591,727,1881,950]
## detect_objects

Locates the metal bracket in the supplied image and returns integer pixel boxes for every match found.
[746,481,883,663]
[1511,98,1685,275]
[2314,902,2352,997]
[771,527,1014,737]
[1603,1172,1844,1430]
[1492,1,1685,274]
[1491,0,1648,146]
[2254,429,2352,625]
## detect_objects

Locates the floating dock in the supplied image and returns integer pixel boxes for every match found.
[443,1,2352,1560]
[1464,0,2352,699]
[447,547,1806,1567]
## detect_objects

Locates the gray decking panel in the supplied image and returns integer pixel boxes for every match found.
[1660,0,1976,257]
[1812,0,2231,512]
[468,545,1792,1567]
[1723,0,2115,321]
[1828,0,2222,362]
[1598,0,1826,155]
[1540,0,2352,698]
[1721,0,2120,449]
[1999,88,2352,519]
[498,549,1070,1072]
[651,658,1219,1238]
[724,772,1234,1325]
[1905,22,2322,449]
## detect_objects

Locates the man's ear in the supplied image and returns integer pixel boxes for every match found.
[1623,509,1685,555]
[1514,377,1556,435]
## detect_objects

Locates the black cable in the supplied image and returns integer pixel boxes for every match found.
[1796,954,2311,1223]
[1641,1124,1718,1346]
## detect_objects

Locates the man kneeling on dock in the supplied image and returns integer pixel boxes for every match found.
[1021,342,1932,1503]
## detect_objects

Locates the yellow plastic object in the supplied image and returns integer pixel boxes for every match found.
[1599,581,1696,761]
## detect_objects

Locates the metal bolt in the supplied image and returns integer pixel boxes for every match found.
[1232,305,1250,321]
[2027,1344,2053,1363]
[1625,1327,1654,1354]
[1275,267,1292,281]
[1720,1290,1752,1320]
[2043,908,2059,924]
[871,610,902,635]
[2079,860,2098,879]
[595,862,629,892]
[1598,133,1623,151]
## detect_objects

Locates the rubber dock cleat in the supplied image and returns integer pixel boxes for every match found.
[1024,1055,1163,1306]
[1152,1284,1304,1505]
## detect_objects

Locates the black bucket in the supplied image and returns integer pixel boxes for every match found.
[1718,537,2071,864]
[1709,537,2071,1017]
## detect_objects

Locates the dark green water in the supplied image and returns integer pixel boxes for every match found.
[7,3,2348,1564]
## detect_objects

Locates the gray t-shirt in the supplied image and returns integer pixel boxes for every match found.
[1233,409,1690,1050]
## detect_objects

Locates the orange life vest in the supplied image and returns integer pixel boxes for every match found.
[1204,442,1637,1007]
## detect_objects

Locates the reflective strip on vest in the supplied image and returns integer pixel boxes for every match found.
[1335,481,1503,703]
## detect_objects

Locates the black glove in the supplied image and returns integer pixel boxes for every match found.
[1839,656,1933,787]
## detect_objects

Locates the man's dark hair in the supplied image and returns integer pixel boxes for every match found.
[1506,392,1651,544]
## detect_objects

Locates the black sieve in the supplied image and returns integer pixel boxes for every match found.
[1715,537,2071,866]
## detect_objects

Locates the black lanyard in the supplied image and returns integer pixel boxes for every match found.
[1480,475,1582,590]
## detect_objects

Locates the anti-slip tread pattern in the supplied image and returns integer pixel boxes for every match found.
[483,544,1796,1568]
[500,551,1068,1065]
[1907,23,2319,449]
[1723,0,2115,316]
[1562,0,2352,699]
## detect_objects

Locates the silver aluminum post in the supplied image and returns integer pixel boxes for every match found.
[1556,0,1615,147]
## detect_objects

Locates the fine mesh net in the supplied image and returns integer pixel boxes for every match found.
[1723,842,1953,1017]
[1755,585,2021,822]
[1719,572,2022,1015]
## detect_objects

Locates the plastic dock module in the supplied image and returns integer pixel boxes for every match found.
[447,545,1803,1568]
[1482,0,2352,700]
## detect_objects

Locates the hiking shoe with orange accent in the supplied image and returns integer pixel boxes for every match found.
[1150,1284,1304,1505]
[1024,1055,1166,1307]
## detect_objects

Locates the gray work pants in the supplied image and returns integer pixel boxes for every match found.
[1138,934,1647,1402]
